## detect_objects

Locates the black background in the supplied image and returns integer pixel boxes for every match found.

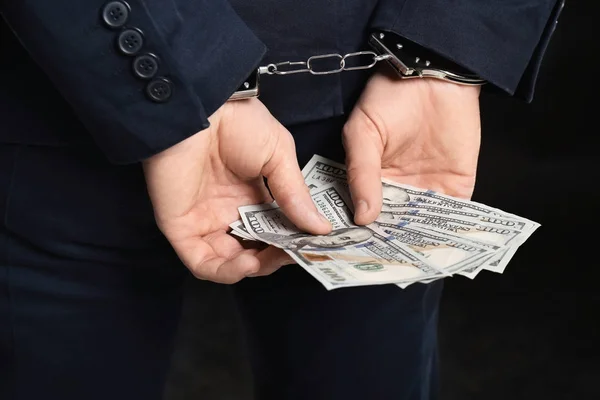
[165,1,600,399]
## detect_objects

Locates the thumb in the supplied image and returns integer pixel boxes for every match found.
[343,111,383,225]
[261,127,332,235]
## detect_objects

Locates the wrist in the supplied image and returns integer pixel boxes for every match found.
[373,62,481,99]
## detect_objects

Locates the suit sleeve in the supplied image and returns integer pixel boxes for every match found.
[370,0,565,102]
[0,0,266,164]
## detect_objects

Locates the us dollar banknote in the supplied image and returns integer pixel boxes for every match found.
[229,220,254,240]
[230,154,540,289]
[376,211,529,248]
[301,157,537,245]
[375,221,501,274]
[303,157,536,231]
[379,178,536,222]
[378,195,536,233]
[238,183,447,290]
[302,155,348,189]
[376,208,534,278]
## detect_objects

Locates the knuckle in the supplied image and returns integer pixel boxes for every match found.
[346,165,363,183]
[346,175,363,195]
[343,109,385,146]
[189,268,209,281]
[284,131,297,150]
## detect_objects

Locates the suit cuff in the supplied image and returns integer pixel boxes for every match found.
[101,0,268,163]
[1,0,267,164]
[370,0,563,101]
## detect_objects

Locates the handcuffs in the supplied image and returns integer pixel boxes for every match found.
[229,30,486,101]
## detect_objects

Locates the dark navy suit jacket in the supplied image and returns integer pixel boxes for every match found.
[1,0,563,164]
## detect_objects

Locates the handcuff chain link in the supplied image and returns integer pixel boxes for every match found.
[258,51,391,76]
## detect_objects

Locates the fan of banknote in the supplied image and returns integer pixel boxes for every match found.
[229,155,540,290]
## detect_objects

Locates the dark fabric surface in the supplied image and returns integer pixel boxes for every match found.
[369,0,563,101]
[2,0,560,160]
[0,115,443,400]
[0,0,591,399]
[0,144,187,400]
[165,2,599,400]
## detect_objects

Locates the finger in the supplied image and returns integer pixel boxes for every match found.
[212,251,261,283]
[248,246,294,277]
[193,250,260,284]
[237,237,268,251]
[173,236,260,284]
[261,130,331,235]
[205,230,252,257]
[343,111,384,225]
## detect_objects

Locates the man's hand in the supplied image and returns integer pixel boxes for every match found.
[143,99,331,284]
[343,66,482,225]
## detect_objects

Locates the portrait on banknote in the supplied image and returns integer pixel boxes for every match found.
[260,227,373,250]
[382,182,410,204]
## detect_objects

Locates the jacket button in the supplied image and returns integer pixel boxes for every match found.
[117,28,144,56]
[133,53,159,79]
[146,77,173,103]
[101,1,130,29]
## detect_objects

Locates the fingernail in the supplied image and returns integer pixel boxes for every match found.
[356,200,369,216]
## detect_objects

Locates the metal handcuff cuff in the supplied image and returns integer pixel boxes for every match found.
[229,30,486,101]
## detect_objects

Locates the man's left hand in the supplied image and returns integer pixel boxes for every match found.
[343,66,482,225]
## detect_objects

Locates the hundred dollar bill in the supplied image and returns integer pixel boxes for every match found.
[429,222,526,277]
[229,220,255,240]
[239,183,360,244]
[302,155,347,190]
[376,221,500,274]
[485,245,520,273]
[302,155,538,226]
[396,220,521,276]
[458,245,521,278]
[230,228,255,241]
[376,211,530,248]
[399,250,498,287]
[228,155,346,240]
[230,154,539,287]
[455,244,522,278]
[302,155,515,274]
[380,178,538,227]
[380,222,516,279]
[378,204,539,276]
[377,199,537,234]
[376,212,527,280]
[238,184,447,290]
[484,246,519,273]
[302,156,539,234]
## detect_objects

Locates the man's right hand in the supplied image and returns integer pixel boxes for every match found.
[143,99,331,284]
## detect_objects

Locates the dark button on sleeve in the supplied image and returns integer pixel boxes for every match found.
[101,1,130,29]
[116,28,144,56]
[146,77,173,103]
[133,54,159,79]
